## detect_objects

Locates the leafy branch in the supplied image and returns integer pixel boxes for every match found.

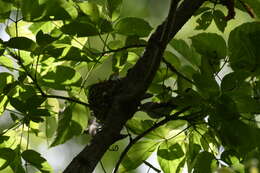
[63,0,206,172]
[7,51,90,107]
[113,107,195,173]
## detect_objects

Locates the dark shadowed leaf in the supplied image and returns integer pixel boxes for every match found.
[0,148,16,170]
[21,150,52,173]
[61,22,99,37]
[191,33,227,60]
[114,17,152,37]
[193,151,216,173]
[106,0,122,17]
[228,22,260,73]
[36,30,58,46]
[213,10,227,32]
[195,12,213,30]
[4,37,37,51]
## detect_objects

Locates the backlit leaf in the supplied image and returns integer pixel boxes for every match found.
[119,140,160,172]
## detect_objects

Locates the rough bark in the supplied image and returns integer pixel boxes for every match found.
[63,0,205,172]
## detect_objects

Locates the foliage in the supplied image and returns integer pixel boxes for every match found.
[0,0,259,173]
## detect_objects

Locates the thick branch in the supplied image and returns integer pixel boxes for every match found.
[63,0,205,172]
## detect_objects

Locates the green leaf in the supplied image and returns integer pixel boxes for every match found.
[157,141,185,173]
[193,72,220,98]
[61,22,99,37]
[21,150,52,173]
[0,95,8,114]
[213,10,227,32]
[234,96,260,113]
[221,71,251,96]
[106,0,122,18]
[243,0,260,18]
[98,19,114,34]
[28,109,51,123]
[127,115,152,132]
[119,140,160,172]
[25,95,46,109]
[0,56,14,70]
[7,147,25,173]
[114,17,153,37]
[228,22,260,73]
[217,119,260,153]
[0,72,14,94]
[59,0,78,20]
[195,11,213,30]
[21,0,77,21]
[78,2,100,21]
[51,104,88,146]
[127,115,176,139]
[71,103,89,134]
[0,1,12,14]
[170,39,201,68]
[0,136,10,144]
[191,33,227,60]
[60,46,93,62]
[4,37,37,51]
[0,148,16,170]
[36,30,58,46]
[39,65,82,90]
[45,116,58,138]
[9,97,27,113]
[193,151,215,173]
[194,7,211,16]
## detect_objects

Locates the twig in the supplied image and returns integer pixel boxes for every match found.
[162,57,195,85]
[100,160,107,173]
[143,160,161,173]
[44,95,89,107]
[98,44,146,56]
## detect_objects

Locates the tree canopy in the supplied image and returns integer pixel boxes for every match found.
[0,0,260,173]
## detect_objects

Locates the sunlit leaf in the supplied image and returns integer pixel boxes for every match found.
[51,103,88,146]
[157,141,185,173]
[119,140,160,172]
[78,2,100,21]
[39,65,82,90]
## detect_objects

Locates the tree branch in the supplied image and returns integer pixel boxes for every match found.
[162,57,195,85]
[63,0,205,172]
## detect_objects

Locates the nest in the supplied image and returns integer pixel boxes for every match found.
[88,80,120,122]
